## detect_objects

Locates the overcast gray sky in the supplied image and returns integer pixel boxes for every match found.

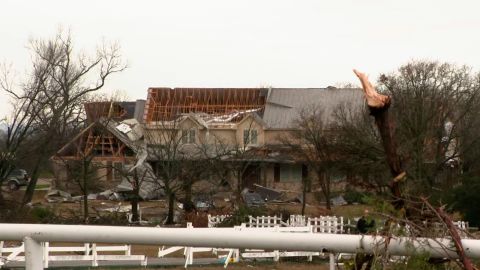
[1,0,480,118]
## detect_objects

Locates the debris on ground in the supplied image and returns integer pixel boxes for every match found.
[115,164,165,200]
[330,195,347,206]
[242,188,265,207]
[45,189,73,203]
[253,184,283,202]
[194,194,215,211]
[294,193,304,204]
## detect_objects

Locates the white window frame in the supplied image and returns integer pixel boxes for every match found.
[182,129,196,144]
[243,129,258,145]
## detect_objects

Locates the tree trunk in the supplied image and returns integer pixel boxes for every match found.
[0,190,5,207]
[183,182,195,213]
[131,196,139,223]
[82,160,89,224]
[22,156,42,205]
[130,170,140,223]
[317,171,331,210]
[324,173,331,210]
[166,192,175,225]
[354,70,405,210]
[236,170,243,205]
[22,145,49,205]
[301,178,307,215]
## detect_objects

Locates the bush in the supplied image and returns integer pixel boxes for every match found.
[216,205,267,227]
[344,189,371,204]
[30,206,58,223]
[449,176,480,227]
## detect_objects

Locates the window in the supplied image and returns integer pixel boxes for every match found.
[279,164,302,182]
[243,129,258,145]
[113,162,123,182]
[182,129,196,144]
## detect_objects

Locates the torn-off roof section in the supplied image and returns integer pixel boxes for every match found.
[143,88,268,124]
[84,102,136,123]
[263,88,365,129]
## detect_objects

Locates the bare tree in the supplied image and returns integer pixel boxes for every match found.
[61,152,103,223]
[280,106,338,211]
[0,97,39,204]
[113,165,152,223]
[1,30,126,205]
[220,119,263,201]
[146,117,222,224]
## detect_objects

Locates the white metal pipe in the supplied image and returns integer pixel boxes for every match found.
[24,237,43,270]
[1,224,479,260]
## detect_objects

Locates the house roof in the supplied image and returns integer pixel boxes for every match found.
[144,88,268,123]
[263,88,365,129]
[84,102,137,123]
[54,117,144,160]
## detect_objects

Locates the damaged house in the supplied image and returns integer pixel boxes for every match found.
[52,87,364,199]
[51,100,162,199]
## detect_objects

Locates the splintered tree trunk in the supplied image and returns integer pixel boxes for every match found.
[354,70,405,210]
[353,69,474,270]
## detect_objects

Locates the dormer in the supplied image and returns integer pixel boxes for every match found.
[178,115,207,144]
[236,113,267,147]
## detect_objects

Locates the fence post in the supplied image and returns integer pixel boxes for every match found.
[274,225,279,262]
[84,243,90,255]
[340,216,344,234]
[329,253,335,270]
[24,237,43,270]
[92,243,98,267]
[43,242,49,268]
[0,240,3,266]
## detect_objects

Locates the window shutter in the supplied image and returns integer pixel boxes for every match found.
[182,130,188,144]
[243,130,250,144]
[251,130,258,144]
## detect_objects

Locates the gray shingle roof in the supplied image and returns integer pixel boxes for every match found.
[262,88,365,129]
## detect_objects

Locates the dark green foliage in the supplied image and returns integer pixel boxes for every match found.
[449,176,480,227]
[30,206,58,223]
[216,205,267,227]
[344,189,373,204]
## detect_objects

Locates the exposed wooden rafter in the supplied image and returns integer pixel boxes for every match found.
[144,88,267,123]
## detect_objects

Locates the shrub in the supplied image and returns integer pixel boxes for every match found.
[216,205,267,227]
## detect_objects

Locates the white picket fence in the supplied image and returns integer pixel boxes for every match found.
[207,214,231,228]
[4,216,467,269]
[247,215,289,227]
[155,222,332,267]
[158,223,240,268]
[209,214,468,236]
[0,241,145,268]
[236,224,320,262]
[209,214,348,233]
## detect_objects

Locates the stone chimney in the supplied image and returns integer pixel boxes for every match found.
[134,99,146,123]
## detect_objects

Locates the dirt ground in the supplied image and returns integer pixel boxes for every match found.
[17,177,349,227]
